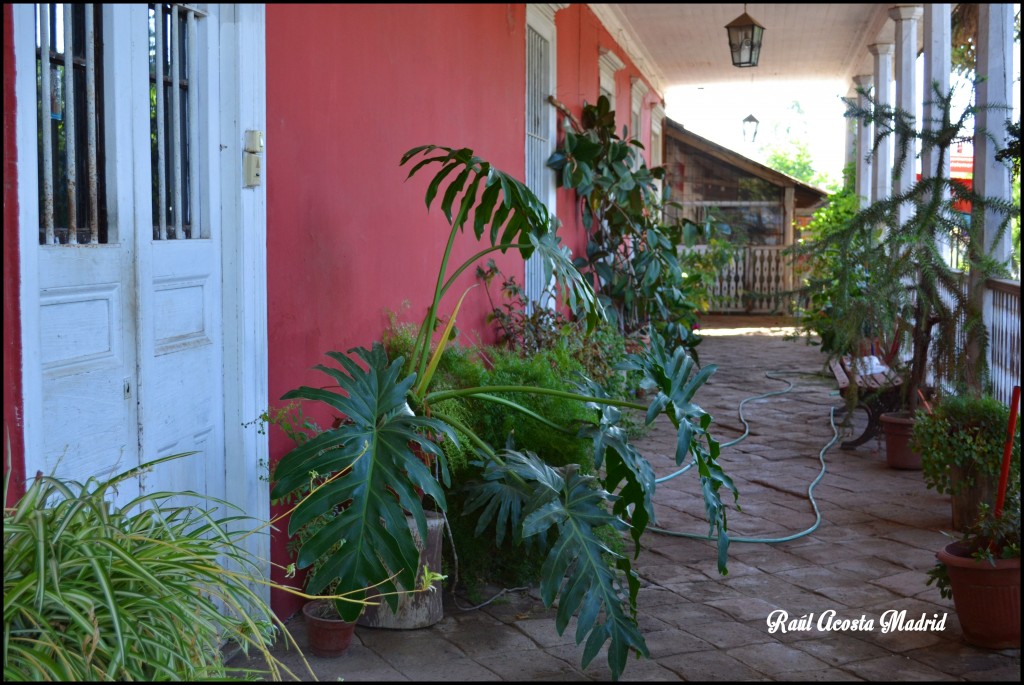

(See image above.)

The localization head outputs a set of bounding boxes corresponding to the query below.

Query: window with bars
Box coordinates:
[33,4,206,245]
[35,3,107,245]
[149,3,204,240]
[524,24,552,311]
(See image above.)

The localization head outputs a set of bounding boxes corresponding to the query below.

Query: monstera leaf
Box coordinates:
[464,450,647,681]
[270,344,455,622]
[619,330,738,574]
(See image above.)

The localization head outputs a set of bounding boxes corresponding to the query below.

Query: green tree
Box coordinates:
[759,101,838,191]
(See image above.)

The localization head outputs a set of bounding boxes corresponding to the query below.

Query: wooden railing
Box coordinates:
[685,245,791,314]
[986,278,1021,407]
[687,245,1018,407]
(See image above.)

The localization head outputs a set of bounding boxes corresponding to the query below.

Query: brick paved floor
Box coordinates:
[229,314,1021,681]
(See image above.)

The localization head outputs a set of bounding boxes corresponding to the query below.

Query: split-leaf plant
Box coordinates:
[270,145,738,680]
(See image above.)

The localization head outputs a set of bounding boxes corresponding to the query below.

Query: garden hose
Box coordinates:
[446,369,842,610]
[648,369,840,545]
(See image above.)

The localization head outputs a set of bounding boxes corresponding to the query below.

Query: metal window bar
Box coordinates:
[63,3,77,244]
[155,3,167,239]
[85,5,98,243]
[39,3,55,244]
[36,3,104,245]
[187,9,199,239]
[152,4,199,240]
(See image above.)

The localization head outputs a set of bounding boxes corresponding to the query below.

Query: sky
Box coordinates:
[664,29,1022,190]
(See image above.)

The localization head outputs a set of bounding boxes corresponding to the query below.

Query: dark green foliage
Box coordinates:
[790,83,1019,411]
[547,95,726,356]
[270,344,456,622]
[272,145,735,680]
[475,347,594,468]
[787,164,877,356]
[927,493,1021,599]
[913,394,1021,496]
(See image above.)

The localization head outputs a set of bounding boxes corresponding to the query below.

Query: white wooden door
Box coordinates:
[16,4,226,508]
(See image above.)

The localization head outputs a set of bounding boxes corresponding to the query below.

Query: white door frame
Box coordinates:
[14,3,269,592]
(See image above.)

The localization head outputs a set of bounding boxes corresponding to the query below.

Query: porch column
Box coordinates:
[852,74,874,208]
[868,43,894,207]
[783,185,795,312]
[972,2,1015,395]
[921,4,952,262]
[974,3,1014,264]
[889,6,922,227]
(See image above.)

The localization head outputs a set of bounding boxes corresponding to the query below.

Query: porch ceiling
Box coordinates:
[593,3,908,94]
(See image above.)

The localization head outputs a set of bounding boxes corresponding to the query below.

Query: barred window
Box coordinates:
[35,3,107,245]
[149,3,205,240]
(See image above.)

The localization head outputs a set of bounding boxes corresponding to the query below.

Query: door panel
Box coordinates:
[20,3,225,509]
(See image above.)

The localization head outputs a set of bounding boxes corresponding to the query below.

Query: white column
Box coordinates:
[868,43,894,206]
[922,4,952,264]
[974,3,1014,263]
[974,2,1015,384]
[852,74,874,208]
[889,5,922,227]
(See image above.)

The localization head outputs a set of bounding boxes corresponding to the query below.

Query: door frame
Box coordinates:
[13,3,269,591]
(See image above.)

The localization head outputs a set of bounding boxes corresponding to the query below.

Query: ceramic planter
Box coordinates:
[880,411,922,470]
[357,510,445,629]
[303,599,357,657]
[936,542,1020,649]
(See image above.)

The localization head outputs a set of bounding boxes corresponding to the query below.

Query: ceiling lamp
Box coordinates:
[725,4,765,68]
[743,114,760,143]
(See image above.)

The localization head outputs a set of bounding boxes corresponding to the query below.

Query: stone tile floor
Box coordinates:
[229,315,1021,681]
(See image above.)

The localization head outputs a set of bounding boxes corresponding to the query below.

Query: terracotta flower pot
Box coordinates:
[936,542,1021,649]
[880,411,922,470]
[303,599,357,658]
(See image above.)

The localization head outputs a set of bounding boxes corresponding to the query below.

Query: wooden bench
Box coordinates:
[829,354,904,449]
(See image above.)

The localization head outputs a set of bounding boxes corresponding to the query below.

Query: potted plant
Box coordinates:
[914,393,1021,531]
[270,145,738,681]
[793,83,1019,468]
[3,452,311,681]
[928,492,1020,649]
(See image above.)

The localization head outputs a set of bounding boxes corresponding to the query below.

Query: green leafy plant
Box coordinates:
[793,83,1020,412]
[270,145,738,680]
[786,164,875,356]
[927,493,1021,599]
[3,453,310,682]
[913,393,1021,496]
[546,95,728,358]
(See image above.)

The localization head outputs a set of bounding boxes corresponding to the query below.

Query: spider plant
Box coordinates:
[270,145,738,680]
[3,452,311,681]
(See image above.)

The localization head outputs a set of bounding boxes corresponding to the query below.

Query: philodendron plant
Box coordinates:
[270,145,737,680]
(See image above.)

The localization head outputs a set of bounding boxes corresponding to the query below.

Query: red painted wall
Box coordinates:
[265,3,536,617]
[3,3,26,506]
[265,3,660,618]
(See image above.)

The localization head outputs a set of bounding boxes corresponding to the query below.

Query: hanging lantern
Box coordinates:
[725,4,765,68]
[743,114,760,143]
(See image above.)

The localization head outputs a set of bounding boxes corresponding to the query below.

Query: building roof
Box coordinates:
[664,117,831,211]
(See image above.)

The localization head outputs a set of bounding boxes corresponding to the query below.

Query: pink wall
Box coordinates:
[265,3,535,616]
[265,3,662,617]
[3,3,26,505]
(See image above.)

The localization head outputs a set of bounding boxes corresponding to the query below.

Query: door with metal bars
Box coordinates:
[21,3,227,506]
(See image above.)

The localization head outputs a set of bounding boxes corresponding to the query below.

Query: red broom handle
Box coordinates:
[994,385,1020,519]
